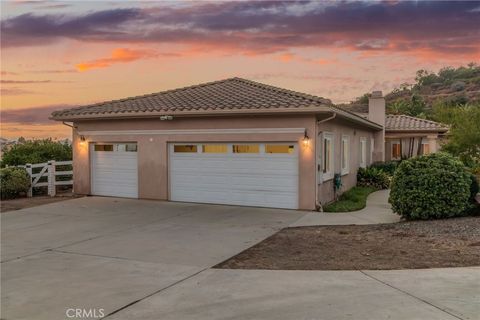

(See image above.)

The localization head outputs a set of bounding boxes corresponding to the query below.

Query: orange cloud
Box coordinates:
[277,53,295,62]
[76,48,158,72]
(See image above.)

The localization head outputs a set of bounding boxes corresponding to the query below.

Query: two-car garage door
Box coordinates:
[90,142,299,209]
[169,143,299,209]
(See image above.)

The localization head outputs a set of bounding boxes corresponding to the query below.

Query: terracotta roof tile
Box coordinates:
[50,77,384,130]
[51,77,334,119]
[385,115,449,132]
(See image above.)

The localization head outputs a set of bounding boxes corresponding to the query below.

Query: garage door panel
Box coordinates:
[170,143,298,209]
[173,189,297,208]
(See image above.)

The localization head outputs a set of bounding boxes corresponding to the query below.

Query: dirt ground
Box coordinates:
[216,216,480,270]
[1,193,82,213]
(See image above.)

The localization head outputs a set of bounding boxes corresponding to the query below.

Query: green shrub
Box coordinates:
[1,139,71,167]
[0,167,31,200]
[357,167,390,190]
[389,153,471,220]
[370,161,400,176]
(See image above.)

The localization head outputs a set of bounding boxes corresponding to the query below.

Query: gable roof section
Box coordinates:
[50,77,382,129]
[385,115,449,132]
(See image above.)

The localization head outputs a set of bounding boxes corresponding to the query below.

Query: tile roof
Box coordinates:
[51,77,334,120]
[385,115,449,132]
[337,103,368,114]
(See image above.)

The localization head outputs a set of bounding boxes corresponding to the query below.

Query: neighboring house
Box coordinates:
[340,91,449,161]
[51,78,385,210]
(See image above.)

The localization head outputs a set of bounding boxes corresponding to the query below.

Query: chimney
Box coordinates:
[368,91,385,126]
[368,91,385,162]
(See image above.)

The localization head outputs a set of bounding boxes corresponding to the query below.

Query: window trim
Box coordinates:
[341,135,350,175]
[360,137,367,168]
[322,132,334,181]
[391,140,401,160]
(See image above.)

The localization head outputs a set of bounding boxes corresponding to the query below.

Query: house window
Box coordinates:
[174,145,197,153]
[341,135,350,175]
[202,144,227,153]
[94,144,113,152]
[391,141,401,160]
[322,133,334,180]
[232,144,259,153]
[265,144,295,154]
[420,141,430,155]
[360,137,367,168]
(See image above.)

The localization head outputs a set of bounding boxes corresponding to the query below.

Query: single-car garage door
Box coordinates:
[91,143,138,198]
[169,143,299,209]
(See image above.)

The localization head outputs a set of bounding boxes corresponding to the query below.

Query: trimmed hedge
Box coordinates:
[0,167,31,200]
[357,167,390,190]
[389,153,471,220]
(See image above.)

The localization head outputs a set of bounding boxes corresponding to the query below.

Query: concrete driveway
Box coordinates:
[1,197,303,320]
[2,197,478,320]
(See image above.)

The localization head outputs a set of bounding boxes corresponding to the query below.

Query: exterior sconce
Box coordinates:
[302,130,310,147]
[79,135,86,146]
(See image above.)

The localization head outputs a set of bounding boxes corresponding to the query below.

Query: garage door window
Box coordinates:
[117,143,137,152]
[174,145,198,153]
[202,144,227,153]
[94,144,114,152]
[233,144,259,153]
[265,145,295,154]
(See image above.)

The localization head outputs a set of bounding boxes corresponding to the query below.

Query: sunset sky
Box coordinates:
[1,0,479,139]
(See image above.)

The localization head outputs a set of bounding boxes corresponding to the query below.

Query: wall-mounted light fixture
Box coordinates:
[302,129,310,147]
[79,135,86,146]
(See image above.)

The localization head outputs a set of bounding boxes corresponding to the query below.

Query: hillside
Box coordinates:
[341,63,480,115]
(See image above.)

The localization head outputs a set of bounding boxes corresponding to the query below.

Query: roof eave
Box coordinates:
[50,105,383,130]
[50,105,333,121]
[385,128,449,133]
[330,108,383,130]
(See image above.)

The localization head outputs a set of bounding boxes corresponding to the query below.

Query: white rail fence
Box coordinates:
[13,160,73,197]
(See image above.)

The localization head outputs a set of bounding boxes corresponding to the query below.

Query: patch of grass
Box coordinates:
[324,186,377,212]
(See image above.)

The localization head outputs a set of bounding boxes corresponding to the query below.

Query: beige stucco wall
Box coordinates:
[316,118,375,205]
[73,115,318,210]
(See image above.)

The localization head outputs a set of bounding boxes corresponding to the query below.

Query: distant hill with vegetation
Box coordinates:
[341,63,480,117]
[340,63,480,171]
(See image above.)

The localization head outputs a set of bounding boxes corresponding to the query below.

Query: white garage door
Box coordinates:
[91,143,138,198]
[169,143,299,209]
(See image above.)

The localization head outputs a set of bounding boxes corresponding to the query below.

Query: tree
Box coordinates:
[387,94,426,117]
[1,139,72,167]
[434,104,480,167]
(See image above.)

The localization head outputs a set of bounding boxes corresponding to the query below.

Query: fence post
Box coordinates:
[48,160,56,197]
[26,163,33,197]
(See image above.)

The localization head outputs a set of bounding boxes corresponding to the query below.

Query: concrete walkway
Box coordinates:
[110,267,480,320]
[290,189,400,227]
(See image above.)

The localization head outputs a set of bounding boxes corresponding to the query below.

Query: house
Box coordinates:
[341,91,449,161]
[52,78,416,210]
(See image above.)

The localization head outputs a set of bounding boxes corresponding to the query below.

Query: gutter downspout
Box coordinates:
[62,121,77,129]
[315,112,337,211]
